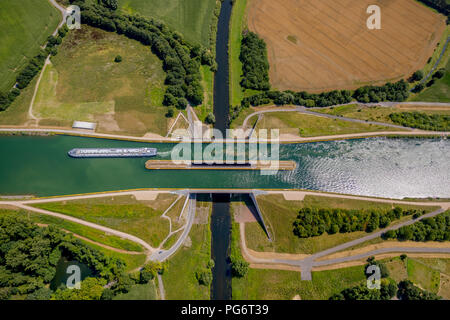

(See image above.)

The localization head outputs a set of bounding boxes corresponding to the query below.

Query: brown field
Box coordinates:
[247,0,446,92]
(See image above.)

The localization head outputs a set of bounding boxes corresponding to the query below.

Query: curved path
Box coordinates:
[241,103,450,133]
[241,202,449,280]
[6,202,155,253]
[28,0,68,122]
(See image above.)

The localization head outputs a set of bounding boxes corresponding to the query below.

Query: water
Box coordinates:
[0,135,449,199]
[210,194,232,300]
[210,0,233,300]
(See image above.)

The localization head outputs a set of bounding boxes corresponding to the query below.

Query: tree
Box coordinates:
[411,70,424,82]
[205,112,215,124]
[100,0,118,10]
[52,277,106,300]
[177,98,188,110]
[195,269,212,286]
[26,287,52,300]
[166,108,175,118]
[114,55,122,63]
[139,261,162,284]
[230,255,249,278]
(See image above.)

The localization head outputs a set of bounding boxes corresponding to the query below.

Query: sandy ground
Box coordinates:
[282,192,306,201]
[234,204,258,223]
[133,191,159,201]
[248,0,446,92]
[249,263,301,272]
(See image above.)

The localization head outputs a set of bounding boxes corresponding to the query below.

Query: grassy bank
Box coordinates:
[229,0,248,107]
[244,194,438,254]
[254,111,404,137]
[113,282,157,300]
[32,194,178,248]
[162,198,212,300]
[1,208,144,252]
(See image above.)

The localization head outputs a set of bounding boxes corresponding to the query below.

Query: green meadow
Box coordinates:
[0,0,60,92]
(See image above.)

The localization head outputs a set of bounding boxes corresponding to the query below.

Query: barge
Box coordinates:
[68,148,157,158]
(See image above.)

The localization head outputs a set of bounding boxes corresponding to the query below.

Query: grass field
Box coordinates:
[253,111,404,137]
[113,282,157,300]
[0,0,60,92]
[118,0,217,47]
[33,26,169,136]
[407,258,441,293]
[32,194,178,248]
[247,0,446,92]
[244,194,437,254]
[2,208,144,252]
[315,104,450,125]
[0,76,37,125]
[229,0,248,106]
[162,201,211,300]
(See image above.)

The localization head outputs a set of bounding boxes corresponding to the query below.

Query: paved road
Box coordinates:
[242,103,450,132]
[411,36,450,92]
[149,193,196,262]
[242,205,449,280]
[157,274,166,300]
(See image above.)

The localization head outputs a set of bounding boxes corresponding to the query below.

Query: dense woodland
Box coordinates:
[0,214,164,300]
[0,215,126,300]
[382,211,450,242]
[239,32,270,90]
[389,112,450,131]
[292,207,423,239]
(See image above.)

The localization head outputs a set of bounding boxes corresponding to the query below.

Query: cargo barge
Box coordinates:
[68,148,157,158]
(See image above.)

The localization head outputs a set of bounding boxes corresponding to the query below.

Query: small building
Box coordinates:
[72,121,96,130]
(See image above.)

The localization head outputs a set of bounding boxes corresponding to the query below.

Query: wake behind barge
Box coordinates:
[68,148,157,158]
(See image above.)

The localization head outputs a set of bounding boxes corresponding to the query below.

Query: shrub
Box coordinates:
[205,112,216,124]
[230,255,249,278]
[195,269,212,286]
[114,55,122,63]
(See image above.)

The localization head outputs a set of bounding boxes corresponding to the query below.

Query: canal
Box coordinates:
[211,0,233,300]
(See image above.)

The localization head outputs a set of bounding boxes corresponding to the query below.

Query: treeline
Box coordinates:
[292,207,423,239]
[330,279,397,300]
[418,0,450,20]
[0,26,68,112]
[0,215,126,300]
[236,79,409,110]
[397,280,441,300]
[71,0,215,109]
[239,32,270,90]
[382,211,450,242]
[330,279,440,300]
[389,112,450,131]
[330,257,441,300]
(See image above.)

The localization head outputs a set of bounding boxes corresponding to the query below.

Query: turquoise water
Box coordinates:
[0,135,449,199]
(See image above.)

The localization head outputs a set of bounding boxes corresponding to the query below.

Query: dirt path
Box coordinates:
[3,202,155,253]
[36,223,143,255]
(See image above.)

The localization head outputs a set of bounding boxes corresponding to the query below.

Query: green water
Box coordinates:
[0,135,449,199]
